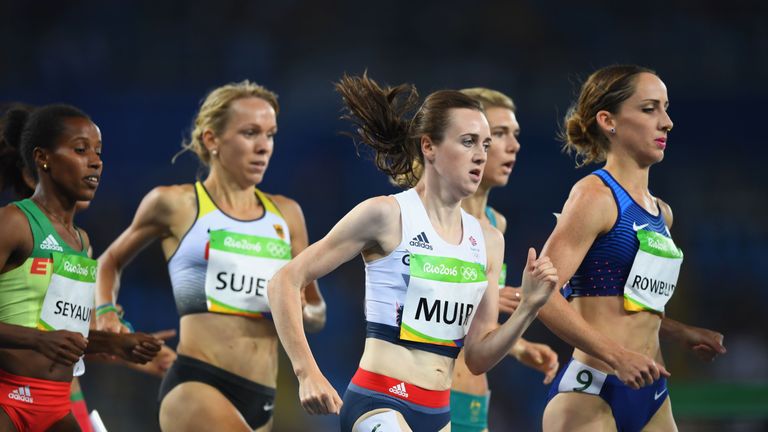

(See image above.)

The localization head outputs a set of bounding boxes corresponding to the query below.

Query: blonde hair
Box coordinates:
[459,87,516,112]
[176,80,279,165]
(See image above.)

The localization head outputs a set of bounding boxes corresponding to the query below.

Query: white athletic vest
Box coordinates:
[167,182,291,318]
[364,189,488,358]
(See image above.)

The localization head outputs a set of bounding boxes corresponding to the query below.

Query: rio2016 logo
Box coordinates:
[266,242,288,258]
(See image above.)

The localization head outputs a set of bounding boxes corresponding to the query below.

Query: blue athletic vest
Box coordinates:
[562,169,670,298]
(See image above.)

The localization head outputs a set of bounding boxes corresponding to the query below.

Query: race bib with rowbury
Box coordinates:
[36,253,97,377]
[205,230,291,318]
[624,229,683,313]
[399,254,487,347]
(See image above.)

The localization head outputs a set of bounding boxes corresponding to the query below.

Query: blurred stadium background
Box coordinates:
[2,0,767,430]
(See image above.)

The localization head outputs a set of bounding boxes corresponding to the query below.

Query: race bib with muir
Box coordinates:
[205,230,291,318]
[399,254,487,347]
[623,229,683,313]
[36,253,97,377]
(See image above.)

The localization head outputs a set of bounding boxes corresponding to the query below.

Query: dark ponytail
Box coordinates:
[0,104,34,198]
[336,73,484,187]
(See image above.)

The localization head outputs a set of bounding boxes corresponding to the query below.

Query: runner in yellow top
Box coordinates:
[95,81,326,432]
[0,104,162,431]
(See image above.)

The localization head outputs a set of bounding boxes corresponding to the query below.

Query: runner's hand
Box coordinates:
[298,369,343,415]
[95,308,131,334]
[35,329,87,366]
[111,332,163,364]
[679,324,726,362]
[511,339,560,384]
[132,329,177,376]
[613,347,670,389]
[499,286,522,314]
[520,248,559,310]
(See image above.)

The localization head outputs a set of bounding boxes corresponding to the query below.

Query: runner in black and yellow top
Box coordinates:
[0,104,162,431]
[94,81,327,432]
[448,88,560,432]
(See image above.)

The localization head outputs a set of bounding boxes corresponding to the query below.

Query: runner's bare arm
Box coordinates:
[0,205,87,364]
[268,196,400,415]
[464,225,558,374]
[271,194,326,334]
[95,185,189,333]
[537,178,669,388]
[655,199,726,361]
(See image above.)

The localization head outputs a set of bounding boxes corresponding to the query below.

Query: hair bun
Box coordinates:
[2,108,31,149]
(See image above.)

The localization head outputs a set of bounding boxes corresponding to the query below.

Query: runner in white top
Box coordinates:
[95,81,326,432]
[268,74,559,432]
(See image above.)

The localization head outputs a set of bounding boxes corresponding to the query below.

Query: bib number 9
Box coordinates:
[572,369,593,392]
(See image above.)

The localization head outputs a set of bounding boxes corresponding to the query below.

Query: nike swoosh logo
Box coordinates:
[654,388,668,400]
[633,222,649,231]
[263,403,274,411]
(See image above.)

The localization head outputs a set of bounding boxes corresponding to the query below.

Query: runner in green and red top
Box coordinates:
[1,102,178,432]
[0,104,163,431]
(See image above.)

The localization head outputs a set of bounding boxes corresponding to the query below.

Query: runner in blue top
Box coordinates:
[536,65,726,432]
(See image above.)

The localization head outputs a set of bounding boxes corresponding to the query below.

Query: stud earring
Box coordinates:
[211,149,218,156]
[609,128,616,134]
[43,163,48,171]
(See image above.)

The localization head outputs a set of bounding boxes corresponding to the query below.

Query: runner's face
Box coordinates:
[44,117,103,202]
[482,107,520,188]
[215,97,277,186]
[611,73,673,166]
[430,108,490,199]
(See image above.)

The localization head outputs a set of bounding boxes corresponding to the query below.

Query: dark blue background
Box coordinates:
[2,1,766,430]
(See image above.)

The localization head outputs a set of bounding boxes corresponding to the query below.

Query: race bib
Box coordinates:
[557,359,607,395]
[624,229,683,313]
[36,253,97,377]
[399,254,487,347]
[204,230,291,317]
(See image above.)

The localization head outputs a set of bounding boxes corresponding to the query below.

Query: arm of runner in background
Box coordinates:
[271,194,327,334]
[654,198,726,362]
[95,186,183,334]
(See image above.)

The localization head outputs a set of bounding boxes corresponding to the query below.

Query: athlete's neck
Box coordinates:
[30,188,76,227]
[415,175,464,245]
[461,183,492,222]
[603,157,658,213]
[603,157,650,192]
[203,171,261,215]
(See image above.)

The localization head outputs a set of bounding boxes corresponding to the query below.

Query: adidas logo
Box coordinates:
[388,382,409,398]
[409,232,433,250]
[40,234,63,252]
[8,385,33,403]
